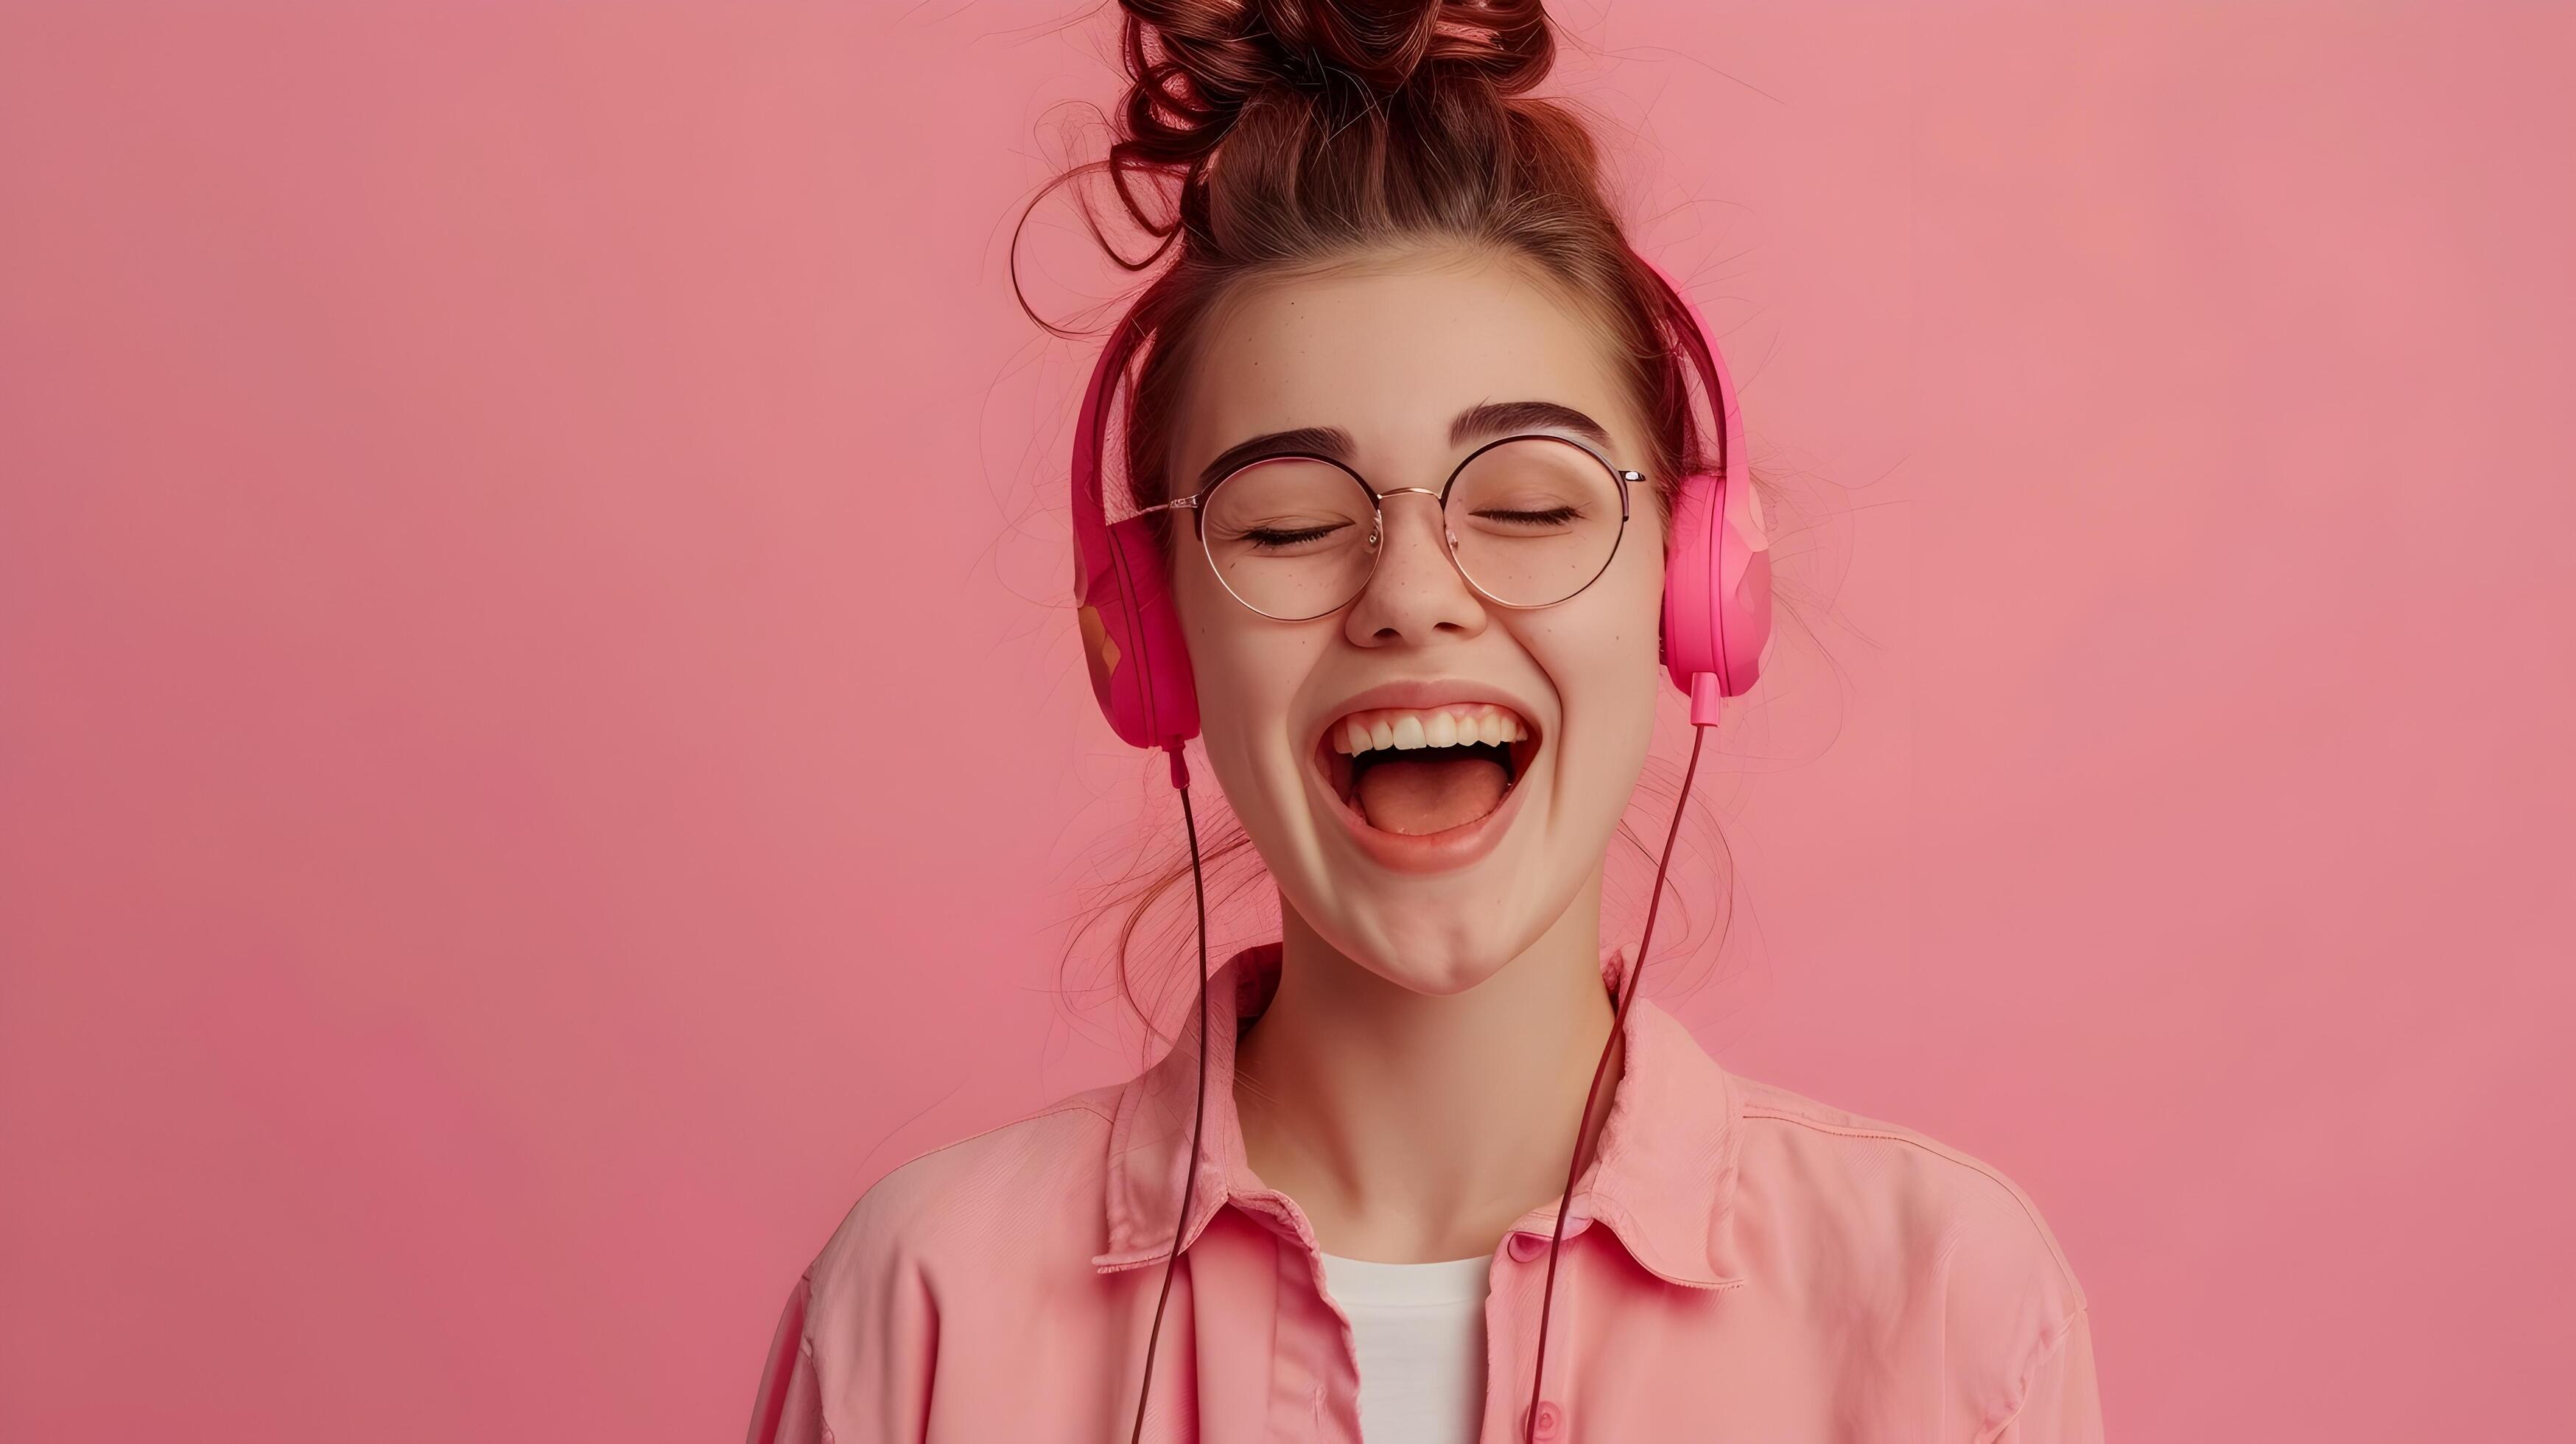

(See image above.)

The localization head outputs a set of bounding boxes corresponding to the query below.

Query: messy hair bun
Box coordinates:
[1132,0,1553,108]
[1101,0,1594,273]
[1115,0,1554,203]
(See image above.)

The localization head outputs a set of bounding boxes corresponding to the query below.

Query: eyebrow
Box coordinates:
[1450,399,1613,451]
[1189,400,1615,496]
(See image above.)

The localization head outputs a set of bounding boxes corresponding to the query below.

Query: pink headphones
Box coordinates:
[1072,256,1772,745]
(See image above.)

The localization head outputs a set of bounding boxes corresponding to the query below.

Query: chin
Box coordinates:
[1286,814,1589,997]
[1302,902,1536,996]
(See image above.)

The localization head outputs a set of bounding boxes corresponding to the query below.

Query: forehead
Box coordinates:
[1171,249,1638,474]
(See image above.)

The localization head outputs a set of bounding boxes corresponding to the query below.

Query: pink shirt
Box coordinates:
[748,944,2102,1442]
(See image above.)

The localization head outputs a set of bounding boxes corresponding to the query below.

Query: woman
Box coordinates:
[750,2,2102,1440]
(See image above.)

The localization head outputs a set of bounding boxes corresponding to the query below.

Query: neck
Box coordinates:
[1232,875,1624,1264]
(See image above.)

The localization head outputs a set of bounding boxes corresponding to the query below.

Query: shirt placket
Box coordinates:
[1483,1204,1598,1443]
[1228,1190,1366,1444]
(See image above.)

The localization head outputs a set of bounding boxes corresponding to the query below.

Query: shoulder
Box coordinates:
[1725,1072,2090,1389]
[759,1087,1121,1436]
[801,1084,1123,1319]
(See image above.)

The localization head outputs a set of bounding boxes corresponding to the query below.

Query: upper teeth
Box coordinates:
[1330,706,1529,756]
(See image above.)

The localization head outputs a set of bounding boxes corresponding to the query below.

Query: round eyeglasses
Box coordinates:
[1136,433,1639,622]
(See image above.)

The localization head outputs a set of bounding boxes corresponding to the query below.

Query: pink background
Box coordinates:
[3,3,2569,1439]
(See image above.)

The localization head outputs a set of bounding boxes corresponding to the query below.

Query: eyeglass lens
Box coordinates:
[1198,436,1626,620]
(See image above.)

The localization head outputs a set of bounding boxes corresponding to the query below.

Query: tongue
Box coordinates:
[1354,757,1509,836]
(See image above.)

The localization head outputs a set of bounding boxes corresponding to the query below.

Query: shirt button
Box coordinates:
[1520,1400,1564,1438]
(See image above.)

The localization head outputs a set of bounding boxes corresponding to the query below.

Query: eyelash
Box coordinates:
[1243,523,1349,549]
[1475,505,1581,526]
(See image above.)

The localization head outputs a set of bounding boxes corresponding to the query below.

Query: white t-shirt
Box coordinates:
[1316,1251,1494,1444]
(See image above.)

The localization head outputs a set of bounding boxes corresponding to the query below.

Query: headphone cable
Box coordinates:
[1129,746,1211,1444]
[1523,721,1710,1443]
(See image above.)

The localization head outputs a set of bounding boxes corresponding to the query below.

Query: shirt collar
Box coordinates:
[1090,942,1750,1290]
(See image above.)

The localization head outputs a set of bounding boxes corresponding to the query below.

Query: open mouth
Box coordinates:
[1317,704,1540,838]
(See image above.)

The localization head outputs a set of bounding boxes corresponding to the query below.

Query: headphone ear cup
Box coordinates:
[1660,466,1773,701]
[1075,513,1200,750]
[1659,468,1724,690]
[1720,466,1775,693]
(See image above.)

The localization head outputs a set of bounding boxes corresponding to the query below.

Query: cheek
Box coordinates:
[1176,567,1315,767]
[1523,558,1668,760]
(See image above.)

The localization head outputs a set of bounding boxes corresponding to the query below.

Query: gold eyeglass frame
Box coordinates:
[1134,432,1643,623]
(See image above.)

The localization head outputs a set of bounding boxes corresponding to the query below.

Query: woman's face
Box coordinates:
[1168,248,1668,993]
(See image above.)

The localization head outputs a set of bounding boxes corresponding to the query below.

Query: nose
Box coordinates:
[1343,488,1488,649]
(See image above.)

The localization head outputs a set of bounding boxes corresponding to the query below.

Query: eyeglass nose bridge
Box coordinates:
[1361,486,1454,555]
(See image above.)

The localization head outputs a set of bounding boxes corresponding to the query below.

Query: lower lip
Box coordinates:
[1314,750,1537,876]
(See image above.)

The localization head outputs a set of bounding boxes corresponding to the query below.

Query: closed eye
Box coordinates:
[1242,522,1353,549]
[1472,505,1582,527]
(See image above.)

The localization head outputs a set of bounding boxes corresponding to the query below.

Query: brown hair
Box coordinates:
[1019,0,1772,1043]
